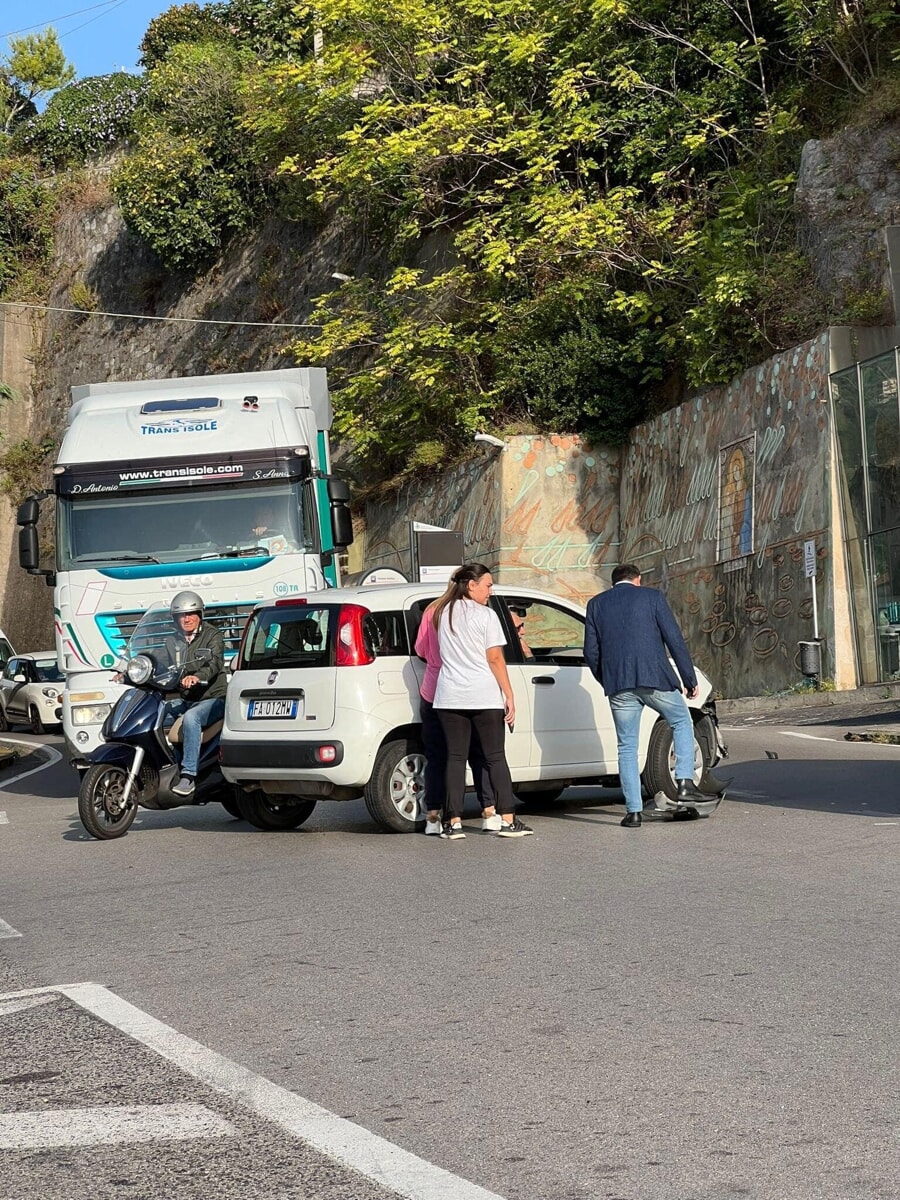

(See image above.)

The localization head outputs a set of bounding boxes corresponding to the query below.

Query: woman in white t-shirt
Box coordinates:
[432,564,533,839]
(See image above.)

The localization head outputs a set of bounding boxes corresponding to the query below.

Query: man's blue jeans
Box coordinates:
[609,687,696,813]
[166,696,225,778]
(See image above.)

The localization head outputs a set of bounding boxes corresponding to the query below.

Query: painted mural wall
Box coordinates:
[620,333,833,695]
[362,332,835,698]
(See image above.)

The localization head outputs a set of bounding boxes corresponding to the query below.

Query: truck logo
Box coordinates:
[273,580,300,596]
[162,575,214,589]
[140,419,219,435]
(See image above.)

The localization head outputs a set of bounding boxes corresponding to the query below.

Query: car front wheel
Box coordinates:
[364,737,427,833]
[641,717,708,802]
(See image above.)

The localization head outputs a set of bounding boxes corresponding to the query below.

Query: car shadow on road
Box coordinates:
[721,757,899,817]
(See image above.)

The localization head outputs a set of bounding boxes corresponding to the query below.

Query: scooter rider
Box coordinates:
[165,591,227,798]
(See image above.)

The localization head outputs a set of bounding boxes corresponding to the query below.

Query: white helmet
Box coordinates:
[170,590,204,620]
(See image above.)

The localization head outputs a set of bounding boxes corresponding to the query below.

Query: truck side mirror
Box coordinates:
[18,524,40,571]
[327,478,354,548]
[17,497,39,526]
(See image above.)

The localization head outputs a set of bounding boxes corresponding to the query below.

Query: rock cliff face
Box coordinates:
[795,120,900,319]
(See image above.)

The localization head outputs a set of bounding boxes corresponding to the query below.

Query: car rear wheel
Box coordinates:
[29,706,45,736]
[641,717,707,802]
[236,789,316,831]
[365,737,427,832]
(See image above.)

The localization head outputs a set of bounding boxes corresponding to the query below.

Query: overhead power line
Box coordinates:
[0,300,321,330]
[0,0,124,41]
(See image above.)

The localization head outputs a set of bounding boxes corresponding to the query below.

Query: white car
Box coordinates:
[220,583,727,831]
[0,652,64,734]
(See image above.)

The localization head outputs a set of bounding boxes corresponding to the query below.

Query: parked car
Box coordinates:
[0,628,14,672]
[0,653,64,734]
[220,583,727,832]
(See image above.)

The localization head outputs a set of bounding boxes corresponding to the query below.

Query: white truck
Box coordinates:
[17,368,353,765]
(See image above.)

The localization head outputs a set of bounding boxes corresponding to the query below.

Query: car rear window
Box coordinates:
[242,606,333,668]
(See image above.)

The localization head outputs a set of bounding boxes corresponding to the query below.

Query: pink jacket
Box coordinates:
[414,607,441,702]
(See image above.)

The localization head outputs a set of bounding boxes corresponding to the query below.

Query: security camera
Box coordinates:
[474,433,506,450]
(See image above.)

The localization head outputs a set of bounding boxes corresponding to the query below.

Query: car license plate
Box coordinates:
[248,698,298,719]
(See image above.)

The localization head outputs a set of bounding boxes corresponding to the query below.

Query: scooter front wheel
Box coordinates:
[78,763,139,840]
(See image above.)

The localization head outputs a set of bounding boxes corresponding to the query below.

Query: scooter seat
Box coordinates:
[167,716,224,746]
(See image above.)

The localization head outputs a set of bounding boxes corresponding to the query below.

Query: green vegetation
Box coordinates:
[1,0,899,482]
[0,155,60,299]
[0,28,74,134]
[17,73,145,165]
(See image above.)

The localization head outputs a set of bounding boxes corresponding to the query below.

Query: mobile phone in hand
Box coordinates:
[508,721,515,734]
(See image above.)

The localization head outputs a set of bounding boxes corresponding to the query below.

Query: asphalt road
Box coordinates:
[1,717,898,1200]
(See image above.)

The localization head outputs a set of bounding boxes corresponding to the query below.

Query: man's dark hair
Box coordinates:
[611,563,641,584]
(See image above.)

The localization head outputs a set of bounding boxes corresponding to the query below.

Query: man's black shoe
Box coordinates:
[676,779,705,803]
[620,811,642,828]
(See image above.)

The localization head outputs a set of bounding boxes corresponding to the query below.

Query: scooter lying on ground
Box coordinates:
[77,604,237,840]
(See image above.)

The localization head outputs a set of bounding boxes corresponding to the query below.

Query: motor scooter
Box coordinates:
[77,604,237,840]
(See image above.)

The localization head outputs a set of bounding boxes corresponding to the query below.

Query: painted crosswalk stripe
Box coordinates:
[60,982,508,1200]
[0,919,22,939]
[0,1103,236,1149]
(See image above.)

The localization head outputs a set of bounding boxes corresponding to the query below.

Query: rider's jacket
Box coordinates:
[163,623,227,701]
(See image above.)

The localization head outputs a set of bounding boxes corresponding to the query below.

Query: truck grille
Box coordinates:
[96,603,256,659]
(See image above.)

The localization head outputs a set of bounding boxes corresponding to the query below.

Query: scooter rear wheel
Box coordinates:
[78,763,139,840]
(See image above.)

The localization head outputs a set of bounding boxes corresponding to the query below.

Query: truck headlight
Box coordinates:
[71,704,112,726]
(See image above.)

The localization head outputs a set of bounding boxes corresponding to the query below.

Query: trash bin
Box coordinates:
[798,639,824,678]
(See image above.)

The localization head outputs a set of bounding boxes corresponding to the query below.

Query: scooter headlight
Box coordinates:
[125,655,154,685]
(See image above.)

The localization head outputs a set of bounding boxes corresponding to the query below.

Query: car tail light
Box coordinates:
[335,604,374,666]
[316,745,338,763]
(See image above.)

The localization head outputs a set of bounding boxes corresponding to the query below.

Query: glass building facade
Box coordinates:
[831,347,900,682]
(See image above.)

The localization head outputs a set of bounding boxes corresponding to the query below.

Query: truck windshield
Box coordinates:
[57,482,316,570]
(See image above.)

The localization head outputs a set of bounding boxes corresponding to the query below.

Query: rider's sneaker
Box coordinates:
[172,775,195,797]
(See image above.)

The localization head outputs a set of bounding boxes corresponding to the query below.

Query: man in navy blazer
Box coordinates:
[584,563,706,827]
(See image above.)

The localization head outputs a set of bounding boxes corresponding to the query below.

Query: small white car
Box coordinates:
[0,652,64,734]
[220,583,727,831]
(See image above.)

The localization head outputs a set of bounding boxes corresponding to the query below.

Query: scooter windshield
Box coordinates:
[120,605,182,685]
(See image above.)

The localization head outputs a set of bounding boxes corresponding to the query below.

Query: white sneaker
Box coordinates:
[481,813,503,832]
[424,819,443,835]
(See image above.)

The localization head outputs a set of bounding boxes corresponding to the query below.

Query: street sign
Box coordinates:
[804,539,816,578]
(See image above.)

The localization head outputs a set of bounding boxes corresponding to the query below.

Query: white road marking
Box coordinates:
[0,919,22,939]
[779,731,839,742]
[0,994,57,1016]
[0,1103,236,1150]
[0,738,63,788]
[0,811,7,823]
[873,822,898,826]
[56,982,508,1200]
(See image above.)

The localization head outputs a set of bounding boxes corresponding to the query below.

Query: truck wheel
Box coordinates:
[641,717,708,802]
[364,737,427,832]
[30,706,45,736]
[237,788,315,830]
[78,763,138,840]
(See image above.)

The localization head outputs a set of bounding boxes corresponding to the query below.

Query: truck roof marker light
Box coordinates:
[335,604,374,667]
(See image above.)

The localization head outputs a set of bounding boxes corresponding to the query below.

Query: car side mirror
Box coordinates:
[13,673,26,683]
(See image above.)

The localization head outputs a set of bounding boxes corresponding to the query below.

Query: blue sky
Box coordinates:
[0,0,211,80]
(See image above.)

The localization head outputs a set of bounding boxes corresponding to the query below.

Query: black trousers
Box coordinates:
[436,707,516,820]
[420,698,495,815]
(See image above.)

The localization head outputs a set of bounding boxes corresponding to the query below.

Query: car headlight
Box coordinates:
[125,655,154,685]
[71,704,112,726]
[42,687,59,698]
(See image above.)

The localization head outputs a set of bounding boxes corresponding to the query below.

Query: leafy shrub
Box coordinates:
[0,155,57,298]
[139,3,231,69]
[111,130,250,267]
[15,73,145,164]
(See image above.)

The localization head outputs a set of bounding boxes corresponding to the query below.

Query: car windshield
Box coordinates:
[34,660,63,683]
